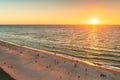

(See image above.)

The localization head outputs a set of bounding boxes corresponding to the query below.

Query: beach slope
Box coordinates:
[0,40,120,80]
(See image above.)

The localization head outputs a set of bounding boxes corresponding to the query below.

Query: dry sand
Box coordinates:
[0,40,120,80]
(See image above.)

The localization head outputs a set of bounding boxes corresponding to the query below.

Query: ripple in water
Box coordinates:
[0,25,120,68]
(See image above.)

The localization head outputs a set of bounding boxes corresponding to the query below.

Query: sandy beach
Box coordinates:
[0,40,120,80]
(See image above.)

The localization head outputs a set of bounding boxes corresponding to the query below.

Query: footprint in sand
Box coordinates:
[100,74,107,80]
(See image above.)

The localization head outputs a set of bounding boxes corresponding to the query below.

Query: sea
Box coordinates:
[0,25,120,68]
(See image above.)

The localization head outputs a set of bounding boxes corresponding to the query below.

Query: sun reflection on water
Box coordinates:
[87,27,99,48]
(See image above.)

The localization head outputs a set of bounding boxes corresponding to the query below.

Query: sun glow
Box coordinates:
[90,18,99,25]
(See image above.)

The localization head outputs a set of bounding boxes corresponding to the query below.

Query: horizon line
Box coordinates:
[0,24,120,26]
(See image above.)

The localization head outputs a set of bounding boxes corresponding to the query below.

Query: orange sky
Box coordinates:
[0,0,120,24]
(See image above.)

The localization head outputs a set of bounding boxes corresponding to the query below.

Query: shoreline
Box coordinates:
[0,39,120,71]
[0,39,120,80]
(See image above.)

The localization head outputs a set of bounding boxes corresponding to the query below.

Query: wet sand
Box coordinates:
[0,40,120,80]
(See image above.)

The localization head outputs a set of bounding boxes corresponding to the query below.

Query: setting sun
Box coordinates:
[90,18,99,25]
